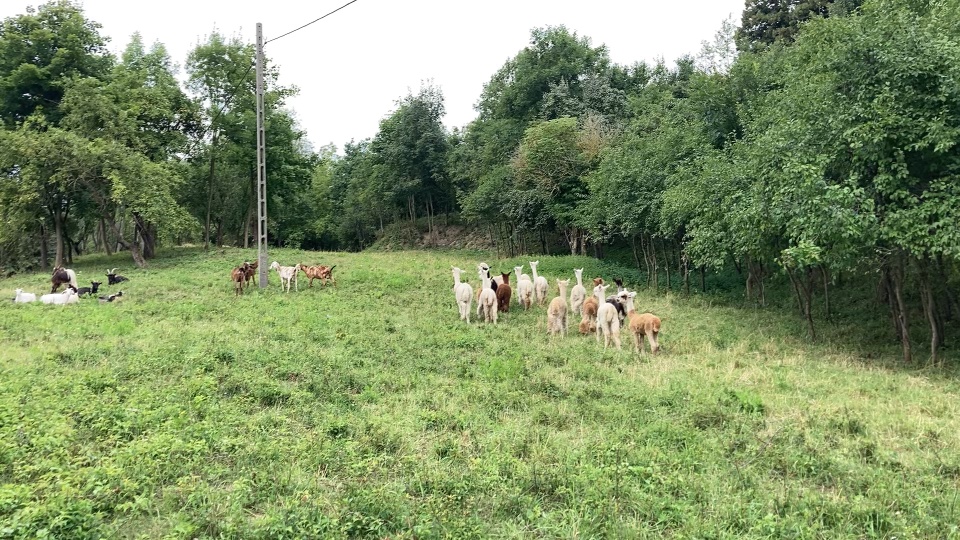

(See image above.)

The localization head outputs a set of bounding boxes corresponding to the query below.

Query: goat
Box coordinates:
[299,264,325,288]
[106,268,129,285]
[41,288,79,305]
[231,263,249,296]
[547,279,570,336]
[496,271,513,313]
[51,266,78,293]
[75,281,102,297]
[529,260,548,306]
[622,291,661,355]
[317,265,337,287]
[476,266,498,324]
[98,290,123,303]
[569,268,586,320]
[451,266,473,324]
[270,261,300,293]
[14,289,37,303]
[243,261,259,288]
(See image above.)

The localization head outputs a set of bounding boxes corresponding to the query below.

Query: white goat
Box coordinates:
[40,289,79,305]
[476,265,498,324]
[451,266,473,324]
[529,260,548,306]
[569,268,586,321]
[270,261,301,292]
[14,289,37,303]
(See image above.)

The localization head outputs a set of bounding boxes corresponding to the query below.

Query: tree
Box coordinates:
[735,0,862,52]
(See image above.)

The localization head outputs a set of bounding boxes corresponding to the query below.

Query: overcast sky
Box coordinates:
[2,0,744,152]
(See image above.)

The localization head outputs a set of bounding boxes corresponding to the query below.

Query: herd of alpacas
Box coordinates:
[452,262,662,355]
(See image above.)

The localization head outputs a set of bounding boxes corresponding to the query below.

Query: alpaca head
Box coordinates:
[574,268,583,280]
[592,277,604,287]
[500,271,512,284]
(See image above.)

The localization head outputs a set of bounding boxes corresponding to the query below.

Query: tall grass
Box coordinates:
[0,247,958,538]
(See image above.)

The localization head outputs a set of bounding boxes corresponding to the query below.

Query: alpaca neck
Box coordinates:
[575,274,583,287]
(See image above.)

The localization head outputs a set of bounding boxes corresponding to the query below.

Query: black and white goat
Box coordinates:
[106,268,129,285]
[76,281,102,297]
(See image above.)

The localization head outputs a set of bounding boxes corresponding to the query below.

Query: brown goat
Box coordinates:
[51,266,77,293]
[300,264,337,288]
[243,260,258,288]
[496,271,512,312]
[231,263,249,296]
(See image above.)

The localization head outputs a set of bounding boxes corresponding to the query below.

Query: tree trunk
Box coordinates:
[787,267,816,340]
[53,210,65,268]
[918,258,943,366]
[886,259,911,364]
[661,238,671,290]
[39,223,49,270]
[134,213,156,259]
[651,235,659,291]
[682,252,690,296]
[204,133,218,250]
[700,266,706,293]
[106,215,146,268]
[820,265,830,319]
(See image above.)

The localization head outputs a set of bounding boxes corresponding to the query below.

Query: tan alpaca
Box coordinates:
[476,265,498,324]
[547,279,570,336]
[595,284,621,350]
[623,291,661,355]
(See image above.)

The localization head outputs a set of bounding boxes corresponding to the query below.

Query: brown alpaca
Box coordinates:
[496,271,513,312]
[623,291,661,355]
[578,319,597,334]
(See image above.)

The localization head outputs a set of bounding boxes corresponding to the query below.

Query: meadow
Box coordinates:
[1,247,958,539]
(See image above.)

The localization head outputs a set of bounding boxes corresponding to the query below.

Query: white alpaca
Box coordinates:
[529,260,548,306]
[476,266,498,324]
[14,289,37,303]
[569,268,586,321]
[594,284,621,350]
[547,279,570,336]
[451,266,473,324]
[513,265,530,303]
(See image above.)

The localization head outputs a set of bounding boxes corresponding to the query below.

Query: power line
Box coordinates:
[210,62,254,129]
[264,0,361,45]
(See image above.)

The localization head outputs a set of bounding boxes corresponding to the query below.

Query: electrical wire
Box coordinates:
[264,0,361,45]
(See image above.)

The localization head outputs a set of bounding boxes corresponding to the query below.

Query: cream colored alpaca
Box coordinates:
[529,260,548,306]
[547,279,570,336]
[513,265,531,304]
[595,284,621,350]
[476,266,498,324]
[569,268,586,321]
[451,266,473,324]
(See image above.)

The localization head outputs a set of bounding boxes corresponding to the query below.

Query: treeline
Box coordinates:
[1,0,958,363]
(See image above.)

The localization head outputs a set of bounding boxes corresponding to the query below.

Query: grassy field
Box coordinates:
[1,247,958,539]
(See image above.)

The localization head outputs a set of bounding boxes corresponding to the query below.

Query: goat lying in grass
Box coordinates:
[14,289,37,303]
[622,291,661,355]
[76,281,102,297]
[106,268,129,285]
[270,261,300,293]
[41,288,79,305]
[51,266,78,293]
[451,266,473,324]
[98,291,123,303]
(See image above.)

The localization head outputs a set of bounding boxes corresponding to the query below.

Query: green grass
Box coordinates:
[1,247,958,539]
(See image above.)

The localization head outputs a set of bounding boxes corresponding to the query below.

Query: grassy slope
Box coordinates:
[0,247,958,539]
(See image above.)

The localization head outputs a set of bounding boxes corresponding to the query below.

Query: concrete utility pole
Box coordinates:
[255,23,269,287]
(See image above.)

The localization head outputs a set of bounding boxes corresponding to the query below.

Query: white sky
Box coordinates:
[1,0,744,153]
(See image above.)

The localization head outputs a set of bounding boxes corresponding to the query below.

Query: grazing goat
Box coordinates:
[51,266,78,293]
[75,281,102,297]
[317,265,337,287]
[496,271,513,313]
[300,264,336,288]
[451,266,473,324]
[106,268,129,285]
[569,268,586,320]
[243,261,258,288]
[98,291,123,303]
[622,291,661,355]
[476,266,498,324]
[529,261,548,306]
[547,279,571,337]
[14,289,37,303]
[41,288,79,305]
[231,263,249,296]
[270,261,301,293]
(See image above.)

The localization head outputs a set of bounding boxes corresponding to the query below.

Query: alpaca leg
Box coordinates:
[633,331,641,354]
[649,332,659,355]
